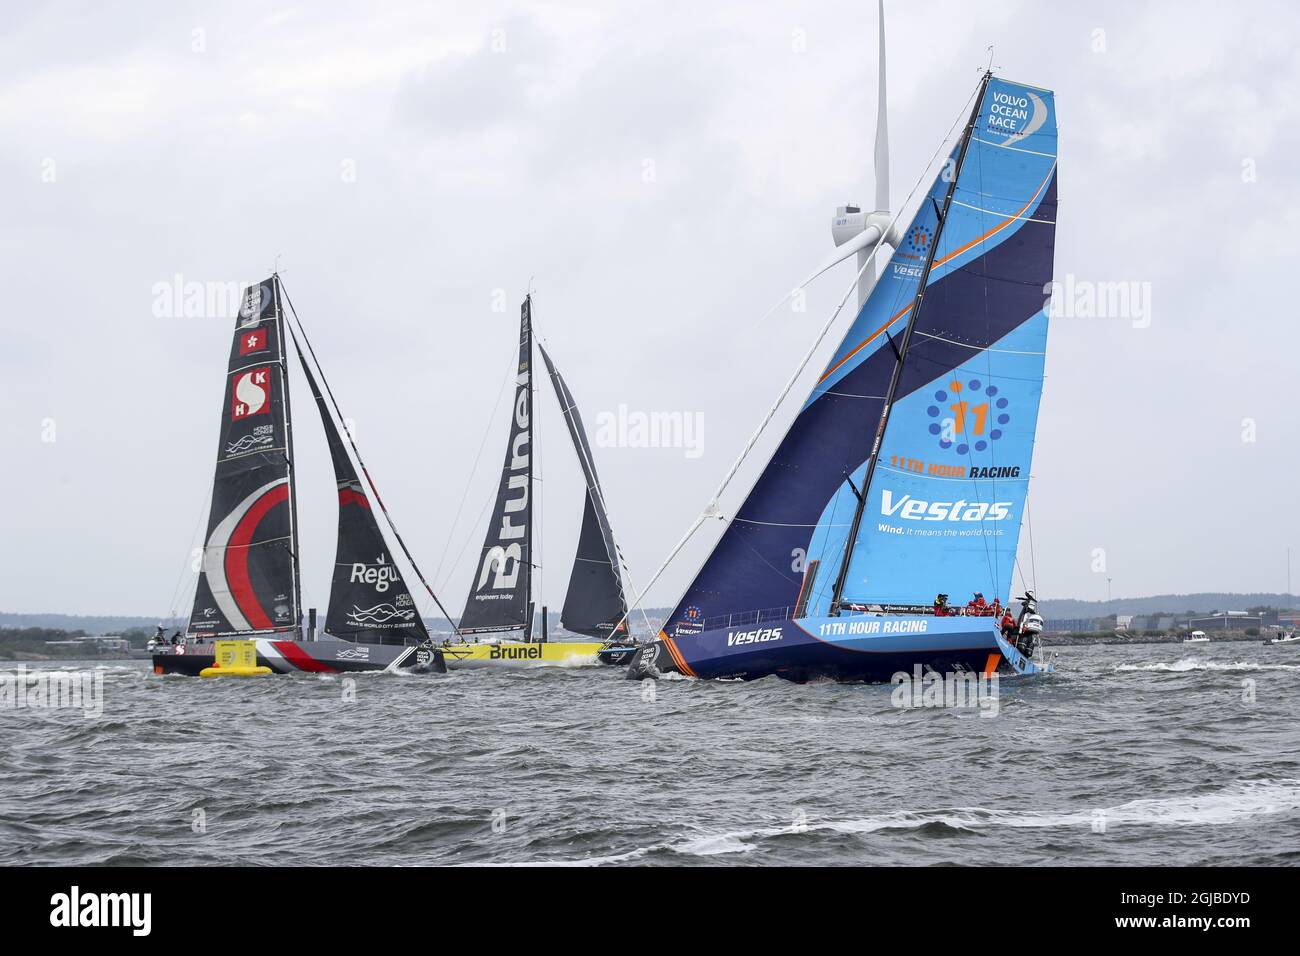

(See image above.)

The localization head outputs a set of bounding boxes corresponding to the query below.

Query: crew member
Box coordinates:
[967,592,988,615]
[1000,608,1017,640]
[933,593,950,617]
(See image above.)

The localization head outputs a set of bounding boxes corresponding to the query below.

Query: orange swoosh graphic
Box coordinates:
[817,163,1056,388]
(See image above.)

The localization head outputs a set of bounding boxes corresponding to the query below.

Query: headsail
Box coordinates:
[459,297,534,634]
[662,74,1057,636]
[294,340,430,645]
[839,77,1058,606]
[188,277,301,637]
[538,344,629,638]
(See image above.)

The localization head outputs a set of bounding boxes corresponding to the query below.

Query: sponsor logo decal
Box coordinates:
[726,626,783,647]
[673,604,705,636]
[880,489,1012,522]
[474,376,530,593]
[489,643,542,660]
[335,645,371,660]
[231,368,271,420]
[226,422,274,455]
[345,602,416,627]
[888,454,1020,481]
[238,284,272,326]
[926,378,1012,456]
[349,553,402,593]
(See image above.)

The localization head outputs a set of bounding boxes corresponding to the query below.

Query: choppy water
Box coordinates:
[2,642,1299,866]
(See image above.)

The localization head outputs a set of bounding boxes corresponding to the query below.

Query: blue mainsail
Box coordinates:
[663,76,1057,636]
[840,78,1057,608]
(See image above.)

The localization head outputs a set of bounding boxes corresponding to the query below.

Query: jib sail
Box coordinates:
[459,296,534,634]
[538,344,628,638]
[295,340,430,645]
[188,277,301,637]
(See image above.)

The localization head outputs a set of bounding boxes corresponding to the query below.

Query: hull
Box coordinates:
[439,640,603,669]
[152,636,443,676]
[626,614,1048,683]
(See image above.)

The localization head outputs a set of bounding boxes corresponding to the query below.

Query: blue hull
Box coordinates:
[628,614,1049,683]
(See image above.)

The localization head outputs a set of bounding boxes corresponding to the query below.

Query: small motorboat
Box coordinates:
[1183,630,1210,644]
[1267,631,1299,646]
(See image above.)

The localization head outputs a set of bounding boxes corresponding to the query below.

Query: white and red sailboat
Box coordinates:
[153,275,447,676]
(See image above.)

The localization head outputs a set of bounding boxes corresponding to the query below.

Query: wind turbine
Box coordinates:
[829,0,901,309]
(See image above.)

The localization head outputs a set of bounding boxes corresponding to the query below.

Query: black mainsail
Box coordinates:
[294,340,430,646]
[458,297,534,634]
[539,345,628,638]
[188,277,301,637]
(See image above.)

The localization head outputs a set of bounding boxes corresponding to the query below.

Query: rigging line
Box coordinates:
[279,283,457,628]
[601,226,878,640]
[168,485,212,622]
[433,348,518,587]
[598,82,986,638]
[1025,494,1039,594]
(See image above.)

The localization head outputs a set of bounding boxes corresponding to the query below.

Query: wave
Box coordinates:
[530,778,1300,866]
[1114,658,1300,673]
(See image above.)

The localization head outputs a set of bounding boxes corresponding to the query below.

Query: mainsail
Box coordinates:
[459,297,534,634]
[188,277,301,637]
[294,340,430,645]
[539,344,629,638]
[838,77,1058,606]
[663,74,1057,635]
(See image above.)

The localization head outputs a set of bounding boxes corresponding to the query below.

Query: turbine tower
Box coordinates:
[830,0,900,309]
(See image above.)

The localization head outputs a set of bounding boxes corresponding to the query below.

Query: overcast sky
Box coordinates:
[2,0,1298,619]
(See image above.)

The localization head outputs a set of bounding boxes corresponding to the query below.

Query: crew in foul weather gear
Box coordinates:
[933,593,951,616]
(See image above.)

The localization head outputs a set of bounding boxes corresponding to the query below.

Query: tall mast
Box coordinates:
[829,71,992,614]
[274,274,303,626]
[525,293,536,638]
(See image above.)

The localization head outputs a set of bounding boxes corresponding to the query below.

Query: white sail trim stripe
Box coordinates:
[202,478,289,632]
[971,135,1057,158]
[733,518,853,528]
[912,331,1046,356]
[949,198,1056,225]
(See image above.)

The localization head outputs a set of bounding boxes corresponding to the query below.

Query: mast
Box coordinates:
[829,71,993,614]
[457,295,536,635]
[274,275,303,629]
[525,294,535,639]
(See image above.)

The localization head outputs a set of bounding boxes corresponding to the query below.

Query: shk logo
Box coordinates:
[231,368,271,420]
[49,886,151,936]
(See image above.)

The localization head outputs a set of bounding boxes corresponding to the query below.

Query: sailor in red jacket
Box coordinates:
[967,592,988,615]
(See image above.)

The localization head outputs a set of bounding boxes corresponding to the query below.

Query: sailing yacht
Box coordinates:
[153,276,446,676]
[627,49,1059,682]
[441,295,638,667]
